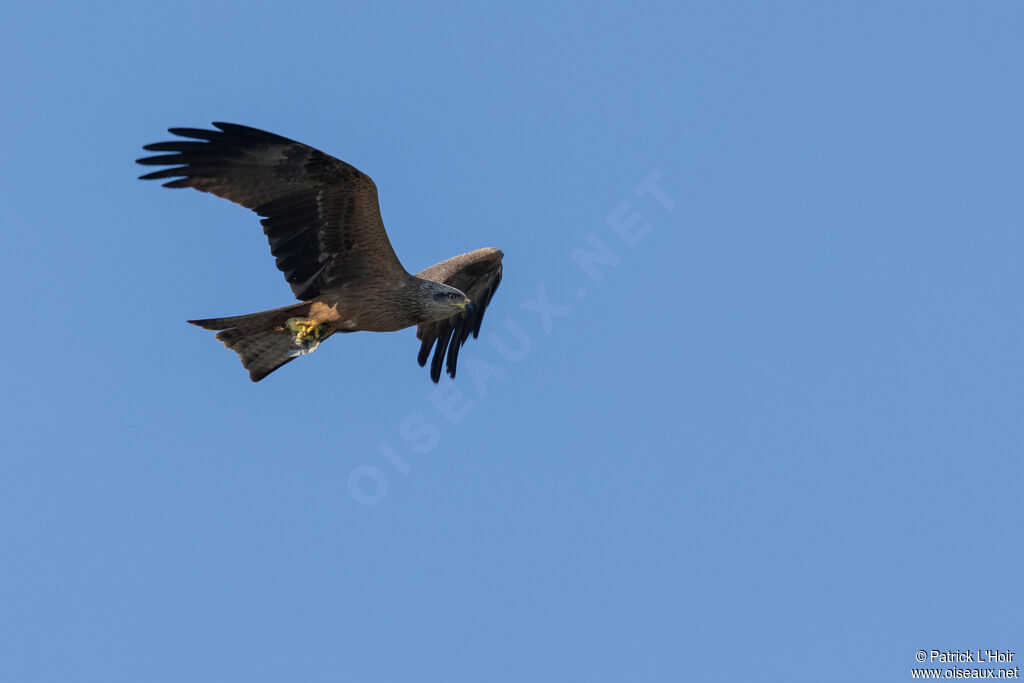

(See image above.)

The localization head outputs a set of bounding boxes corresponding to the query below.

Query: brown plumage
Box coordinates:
[137,122,503,382]
[415,250,504,382]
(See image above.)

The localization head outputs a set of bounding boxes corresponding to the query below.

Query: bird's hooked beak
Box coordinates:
[452,296,475,312]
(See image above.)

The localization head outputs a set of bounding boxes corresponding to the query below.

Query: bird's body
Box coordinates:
[137,122,502,382]
[306,276,464,334]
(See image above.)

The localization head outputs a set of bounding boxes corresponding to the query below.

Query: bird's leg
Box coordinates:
[285,318,331,352]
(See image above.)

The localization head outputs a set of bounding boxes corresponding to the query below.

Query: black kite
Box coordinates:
[137,123,503,382]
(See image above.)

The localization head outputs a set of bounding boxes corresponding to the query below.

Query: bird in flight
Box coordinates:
[137,122,503,382]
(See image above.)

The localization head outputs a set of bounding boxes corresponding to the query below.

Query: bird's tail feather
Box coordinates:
[189,302,328,382]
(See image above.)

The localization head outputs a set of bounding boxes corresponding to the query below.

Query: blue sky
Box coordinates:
[2,2,1022,681]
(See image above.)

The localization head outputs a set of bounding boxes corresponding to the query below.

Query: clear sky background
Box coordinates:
[2,2,1021,682]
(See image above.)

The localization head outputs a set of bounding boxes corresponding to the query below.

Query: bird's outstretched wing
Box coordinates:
[415,248,503,382]
[137,122,405,300]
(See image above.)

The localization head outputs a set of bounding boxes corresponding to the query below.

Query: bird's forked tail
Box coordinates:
[188,302,333,382]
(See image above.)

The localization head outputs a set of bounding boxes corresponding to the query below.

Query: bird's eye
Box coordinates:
[449,293,458,300]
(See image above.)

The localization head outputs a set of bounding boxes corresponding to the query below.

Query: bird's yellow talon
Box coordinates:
[286,318,330,348]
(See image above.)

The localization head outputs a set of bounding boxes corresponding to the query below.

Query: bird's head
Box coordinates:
[420,281,474,320]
